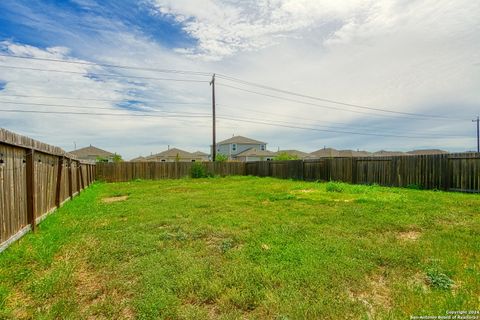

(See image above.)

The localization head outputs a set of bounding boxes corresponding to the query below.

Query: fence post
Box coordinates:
[76,162,81,193]
[68,158,73,199]
[26,149,36,231]
[352,157,357,184]
[79,163,85,190]
[443,155,450,191]
[55,156,64,208]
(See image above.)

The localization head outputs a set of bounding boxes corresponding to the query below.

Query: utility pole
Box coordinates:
[210,73,216,161]
[473,116,480,152]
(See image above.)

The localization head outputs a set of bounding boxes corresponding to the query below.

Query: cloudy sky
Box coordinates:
[0,0,479,159]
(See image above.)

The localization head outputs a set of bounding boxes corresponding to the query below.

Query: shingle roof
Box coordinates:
[146,148,195,159]
[406,149,448,155]
[235,148,275,157]
[373,150,406,156]
[192,151,209,156]
[69,145,115,158]
[130,156,146,162]
[310,148,340,157]
[338,150,372,157]
[217,136,266,145]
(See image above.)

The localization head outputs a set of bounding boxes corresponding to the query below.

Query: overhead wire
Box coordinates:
[0,100,210,116]
[216,74,464,120]
[0,93,209,105]
[217,116,471,140]
[216,82,470,122]
[0,65,210,83]
[0,53,212,76]
[0,107,470,140]
[217,104,470,138]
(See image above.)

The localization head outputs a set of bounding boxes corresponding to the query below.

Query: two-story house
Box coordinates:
[213,136,269,160]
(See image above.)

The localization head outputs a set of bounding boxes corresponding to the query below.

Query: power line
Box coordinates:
[0,100,469,139]
[0,94,209,105]
[0,53,212,76]
[217,103,468,136]
[0,108,210,119]
[217,116,470,140]
[0,101,210,116]
[0,107,471,140]
[0,65,210,83]
[216,82,464,121]
[216,74,462,120]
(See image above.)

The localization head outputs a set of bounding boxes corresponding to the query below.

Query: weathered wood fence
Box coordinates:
[246,153,480,192]
[0,128,96,252]
[96,161,246,182]
[97,153,480,193]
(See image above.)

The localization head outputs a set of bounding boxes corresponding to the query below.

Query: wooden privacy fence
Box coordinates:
[0,129,96,252]
[247,153,480,192]
[96,161,246,182]
[96,153,480,193]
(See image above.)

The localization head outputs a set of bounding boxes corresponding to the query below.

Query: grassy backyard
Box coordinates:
[0,176,479,319]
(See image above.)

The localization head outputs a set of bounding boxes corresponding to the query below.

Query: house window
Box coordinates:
[161,159,166,162]
[261,145,265,151]
[232,144,237,151]
[191,160,195,162]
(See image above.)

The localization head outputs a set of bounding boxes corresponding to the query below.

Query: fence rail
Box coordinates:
[97,153,480,193]
[0,129,95,252]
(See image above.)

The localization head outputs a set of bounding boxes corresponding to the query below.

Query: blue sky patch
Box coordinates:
[0,0,195,55]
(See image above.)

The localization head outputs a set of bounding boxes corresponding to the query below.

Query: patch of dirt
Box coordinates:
[102,195,128,203]
[333,199,354,202]
[348,271,391,318]
[75,262,134,319]
[261,244,270,251]
[298,189,314,193]
[397,230,421,241]
[7,289,34,319]
[408,272,429,292]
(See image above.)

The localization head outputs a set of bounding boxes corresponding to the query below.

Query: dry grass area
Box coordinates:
[0,177,479,319]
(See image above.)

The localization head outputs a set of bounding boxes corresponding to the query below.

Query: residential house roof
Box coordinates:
[338,150,372,157]
[406,149,448,155]
[146,147,195,160]
[310,148,340,157]
[217,136,266,145]
[192,151,209,156]
[235,148,276,157]
[373,150,406,156]
[69,145,115,158]
[130,156,146,162]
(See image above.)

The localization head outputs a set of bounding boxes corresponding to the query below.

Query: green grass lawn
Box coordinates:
[0,176,479,319]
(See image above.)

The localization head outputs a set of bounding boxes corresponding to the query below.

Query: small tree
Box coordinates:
[215,153,228,162]
[191,163,208,178]
[112,154,123,163]
[274,152,299,161]
[96,156,108,163]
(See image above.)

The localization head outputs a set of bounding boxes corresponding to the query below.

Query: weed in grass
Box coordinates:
[220,239,235,253]
[326,181,345,192]
[426,268,454,290]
